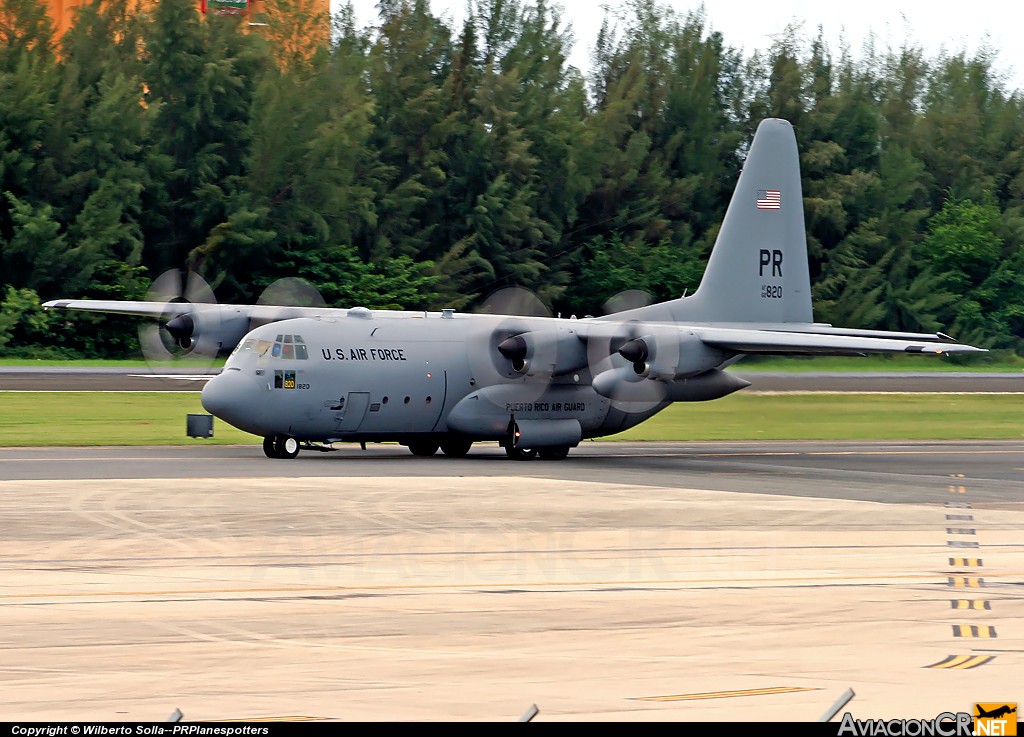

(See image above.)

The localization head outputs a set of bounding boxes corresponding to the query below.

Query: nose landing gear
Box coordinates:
[263,435,300,459]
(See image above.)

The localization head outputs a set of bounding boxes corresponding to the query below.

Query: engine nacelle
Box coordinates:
[617,330,728,380]
[663,369,750,401]
[591,366,667,403]
[497,327,589,378]
[165,305,252,356]
[592,367,749,403]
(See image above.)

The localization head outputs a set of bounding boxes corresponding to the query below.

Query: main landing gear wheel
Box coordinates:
[537,446,570,461]
[505,445,538,461]
[275,435,300,459]
[440,438,473,458]
[408,440,440,456]
[264,435,300,459]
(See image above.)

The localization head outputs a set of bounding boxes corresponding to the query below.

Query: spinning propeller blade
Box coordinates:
[138,269,219,372]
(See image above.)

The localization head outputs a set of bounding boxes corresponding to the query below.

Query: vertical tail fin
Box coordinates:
[685,118,812,323]
[614,118,813,325]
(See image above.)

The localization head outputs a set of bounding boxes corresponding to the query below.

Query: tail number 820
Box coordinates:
[761,284,783,299]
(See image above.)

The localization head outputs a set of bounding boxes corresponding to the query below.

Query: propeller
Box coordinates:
[467,286,675,412]
[601,288,653,315]
[468,286,563,404]
[585,320,670,411]
[138,271,330,369]
[584,289,668,413]
[251,276,327,330]
[138,269,221,372]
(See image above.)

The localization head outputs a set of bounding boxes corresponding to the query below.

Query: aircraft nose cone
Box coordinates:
[201,369,264,433]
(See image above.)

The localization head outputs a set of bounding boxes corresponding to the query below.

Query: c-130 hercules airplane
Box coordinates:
[45,119,984,460]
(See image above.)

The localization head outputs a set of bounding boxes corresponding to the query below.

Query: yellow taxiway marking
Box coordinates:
[948,577,984,588]
[925,654,995,670]
[950,485,967,494]
[951,600,991,610]
[633,686,820,702]
[952,625,997,638]
[949,558,983,567]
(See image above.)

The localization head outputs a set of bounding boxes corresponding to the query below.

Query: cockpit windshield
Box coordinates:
[231,335,308,360]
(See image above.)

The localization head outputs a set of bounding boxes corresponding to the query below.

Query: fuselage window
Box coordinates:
[273,370,297,389]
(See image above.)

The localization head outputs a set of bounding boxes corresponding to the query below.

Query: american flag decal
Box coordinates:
[756,189,781,210]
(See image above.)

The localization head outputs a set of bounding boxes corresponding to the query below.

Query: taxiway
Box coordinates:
[1,441,1022,721]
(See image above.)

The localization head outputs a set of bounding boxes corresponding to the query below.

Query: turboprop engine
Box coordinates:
[590,329,739,403]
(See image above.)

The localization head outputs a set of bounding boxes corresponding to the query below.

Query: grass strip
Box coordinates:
[0,392,1021,446]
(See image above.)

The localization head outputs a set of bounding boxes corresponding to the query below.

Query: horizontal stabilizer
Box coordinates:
[694,326,986,355]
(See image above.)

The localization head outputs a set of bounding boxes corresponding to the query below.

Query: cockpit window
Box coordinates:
[266,334,309,360]
[253,340,273,356]
[231,338,256,356]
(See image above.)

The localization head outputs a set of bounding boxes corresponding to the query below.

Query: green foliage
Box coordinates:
[0,286,51,350]
[2,0,1024,357]
[922,196,1003,289]
[564,233,704,316]
[269,242,440,310]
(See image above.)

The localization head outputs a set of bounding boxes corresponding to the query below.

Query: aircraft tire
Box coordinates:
[273,435,300,459]
[262,436,278,458]
[537,446,570,461]
[408,440,439,456]
[505,445,537,461]
[440,438,473,457]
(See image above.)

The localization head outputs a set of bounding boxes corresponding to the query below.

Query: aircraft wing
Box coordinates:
[42,299,187,318]
[41,299,345,321]
[693,326,986,355]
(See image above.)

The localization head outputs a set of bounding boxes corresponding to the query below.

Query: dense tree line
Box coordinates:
[2,0,1024,357]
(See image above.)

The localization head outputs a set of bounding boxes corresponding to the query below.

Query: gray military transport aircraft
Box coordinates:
[44,118,985,460]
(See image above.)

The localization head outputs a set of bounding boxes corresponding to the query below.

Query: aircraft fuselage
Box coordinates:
[201,311,665,449]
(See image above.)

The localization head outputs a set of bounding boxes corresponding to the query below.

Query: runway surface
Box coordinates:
[1,441,1022,721]
[2,366,1023,392]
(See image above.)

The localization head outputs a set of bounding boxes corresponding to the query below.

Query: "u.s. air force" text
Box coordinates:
[320,347,407,361]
